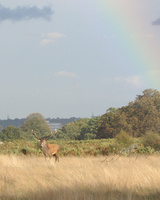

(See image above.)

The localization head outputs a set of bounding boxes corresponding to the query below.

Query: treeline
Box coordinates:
[98,88,160,138]
[0,118,25,130]
[54,88,160,140]
[0,88,160,141]
[0,117,79,130]
[46,117,80,124]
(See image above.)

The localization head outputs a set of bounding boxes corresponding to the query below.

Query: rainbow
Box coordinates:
[95,0,160,90]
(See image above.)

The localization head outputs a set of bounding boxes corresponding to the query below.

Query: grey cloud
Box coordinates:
[152,17,160,25]
[0,4,54,22]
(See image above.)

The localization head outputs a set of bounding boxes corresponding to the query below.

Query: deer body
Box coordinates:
[32,130,60,162]
[122,143,138,154]
[41,140,60,162]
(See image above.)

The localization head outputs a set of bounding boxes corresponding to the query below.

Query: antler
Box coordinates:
[44,129,57,140]
[32,130,41,140]
[32,129,57,140]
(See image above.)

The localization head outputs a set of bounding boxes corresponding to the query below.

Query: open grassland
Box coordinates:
[1,155,160,200]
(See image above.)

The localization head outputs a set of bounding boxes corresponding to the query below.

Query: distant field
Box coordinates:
[0,155,160,200]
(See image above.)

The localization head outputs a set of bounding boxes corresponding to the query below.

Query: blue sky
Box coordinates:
[0,0,160,119]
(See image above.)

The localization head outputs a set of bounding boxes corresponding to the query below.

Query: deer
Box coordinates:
[32,129,60,162]
[101,143,138,163]
[121,143,138,154]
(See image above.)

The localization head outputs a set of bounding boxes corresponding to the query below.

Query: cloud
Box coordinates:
[54,71,77,78]
[115,75,142,88]
[41,32,66,45]
[0,4,54,22]
[152,17,160,25]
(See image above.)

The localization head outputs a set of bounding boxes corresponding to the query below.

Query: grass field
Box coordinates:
[0,155,160,200]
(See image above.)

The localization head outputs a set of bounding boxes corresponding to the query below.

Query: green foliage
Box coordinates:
[0,140,42,155]
[0,126,23,141]
[0,139,112,156]
[0,136,159,156]
[136,144,155,155]
[115,130,134,148]
[20,113,51,139]
[54,117,99,140]
[79,117,99,140]
[97,110,118,138]
[83,133,96,140]
[142,131,160,151]
[97,89,160,138]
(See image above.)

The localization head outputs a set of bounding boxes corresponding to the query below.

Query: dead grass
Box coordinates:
[0,155,160,200]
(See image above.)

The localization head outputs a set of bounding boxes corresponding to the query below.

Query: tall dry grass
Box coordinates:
[0,155,160,200]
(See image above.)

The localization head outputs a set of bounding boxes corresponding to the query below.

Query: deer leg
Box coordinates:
[44,155,47,161]
[55,154,59,162]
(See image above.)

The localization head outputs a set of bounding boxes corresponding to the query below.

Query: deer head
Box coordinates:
[32,130,57,149]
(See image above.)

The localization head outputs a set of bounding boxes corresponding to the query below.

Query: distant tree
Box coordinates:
[53,117,99,140]
[79,117,99,140]
[0,118,25,129]
[46,117,80,125]
[58,121,81,140]
[106,107,118,114]
[97,89,160,138]
[125,89,160,136]
[97,110,120,138]
[0,126,22,141]
[136,88,159,99]
[20,113,51,139]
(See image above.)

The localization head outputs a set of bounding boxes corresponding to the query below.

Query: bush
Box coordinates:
[136,144,154,154]
[115,130,134,148]
[142,131,160,151]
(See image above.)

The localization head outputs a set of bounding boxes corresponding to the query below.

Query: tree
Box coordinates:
[54,117,99,140]
[79,117,99,140]
[20,113,51,139]
[106,107,118,114]
[0,126,22,141]
[126,89,160,136]
[58,122,81,140]
[97,110,121,138]
[97,89,160,138]
[142,131,160,151]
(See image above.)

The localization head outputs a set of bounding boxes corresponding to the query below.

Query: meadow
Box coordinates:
[1,155,160,200]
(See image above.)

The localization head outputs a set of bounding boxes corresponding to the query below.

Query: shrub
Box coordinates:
[136,144,154,154]
[115,130,134,148]
[142,131,160,151]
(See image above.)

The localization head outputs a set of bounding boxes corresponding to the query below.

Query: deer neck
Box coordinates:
[41,141,49,154]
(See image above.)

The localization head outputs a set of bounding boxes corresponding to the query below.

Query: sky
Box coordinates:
[0,0,160,119]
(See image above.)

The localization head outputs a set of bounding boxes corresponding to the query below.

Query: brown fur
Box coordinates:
[32,130,60,162]
[40,140,60,162]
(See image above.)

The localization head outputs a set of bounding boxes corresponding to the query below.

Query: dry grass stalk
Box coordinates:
[0,155,160,200]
